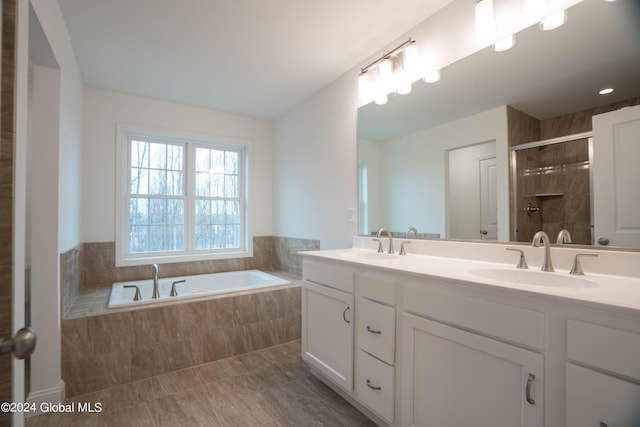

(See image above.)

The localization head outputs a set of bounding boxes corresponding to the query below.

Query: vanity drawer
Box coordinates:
[358,297,395,364]
[568,320,640,381]
[303,259,354,293]
[357,350,394,424]
[358,271,396,305]
[404,280,544,350]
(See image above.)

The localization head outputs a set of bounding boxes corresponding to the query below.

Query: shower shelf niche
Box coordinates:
[522,193,564,198]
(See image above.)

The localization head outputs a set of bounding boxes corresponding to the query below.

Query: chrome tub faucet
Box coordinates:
[152,263,160,299]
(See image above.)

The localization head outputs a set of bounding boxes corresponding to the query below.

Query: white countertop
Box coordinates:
[302,247,640,315]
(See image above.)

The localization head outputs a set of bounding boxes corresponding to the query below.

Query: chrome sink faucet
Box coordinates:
[531,231,554,272]
[556,229,572,244]
[405,227,418,238]
[376,227,394,254]
[152,263,160,299]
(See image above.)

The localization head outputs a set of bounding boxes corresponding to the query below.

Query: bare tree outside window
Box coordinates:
[124,134,245,259]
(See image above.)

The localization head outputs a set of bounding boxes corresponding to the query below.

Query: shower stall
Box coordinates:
[511,132,593,245]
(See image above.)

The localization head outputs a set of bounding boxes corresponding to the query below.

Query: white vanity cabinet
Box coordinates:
[301,260,355,392]
[565,320,640,427]
[301,251,640,427]
[355,272,397,424]
[402,313,543,427]
[401,279,544,427]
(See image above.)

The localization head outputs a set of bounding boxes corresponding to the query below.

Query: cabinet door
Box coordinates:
[301,281,354,392]
[401,313,543,427]
[566,363,640,427]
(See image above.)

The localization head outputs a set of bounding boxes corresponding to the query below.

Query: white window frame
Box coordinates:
[115,124,252,267]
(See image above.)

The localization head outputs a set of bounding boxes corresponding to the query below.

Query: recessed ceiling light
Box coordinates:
[599,88,614,95]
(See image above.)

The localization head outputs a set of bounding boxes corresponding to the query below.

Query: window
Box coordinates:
[116,126,249,266]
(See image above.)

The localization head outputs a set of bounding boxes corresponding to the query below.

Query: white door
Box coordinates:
[301,281,354,392]
[402,313,543,427]
[592,105,640,248]
[1,2,31,426]
[479,157,498,240]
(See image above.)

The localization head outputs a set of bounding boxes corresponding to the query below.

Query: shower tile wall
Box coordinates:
[515,139,591,244]
[0,0,16,417]
[540,97,640,139]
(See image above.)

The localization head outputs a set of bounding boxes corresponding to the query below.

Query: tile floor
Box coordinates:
[25,340,376,427]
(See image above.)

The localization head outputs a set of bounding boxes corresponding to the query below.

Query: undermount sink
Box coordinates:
[339,251,401,261]
[470,268,599,288]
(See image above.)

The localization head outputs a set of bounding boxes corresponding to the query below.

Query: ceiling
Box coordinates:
[358,0,640,141]
[57,0,455,119]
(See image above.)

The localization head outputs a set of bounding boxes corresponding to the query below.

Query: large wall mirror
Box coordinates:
[357,0,640,249]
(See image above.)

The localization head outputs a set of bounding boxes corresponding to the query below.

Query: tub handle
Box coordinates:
[171,280,186,297]
[123,285,142,301]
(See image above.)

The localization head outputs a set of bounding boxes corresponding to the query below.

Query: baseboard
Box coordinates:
[25,380,65,418]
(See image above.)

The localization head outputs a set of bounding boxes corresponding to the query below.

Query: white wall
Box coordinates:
[356,137,383,235]
[367,107,507,240]
[81,88,274,243]
[30,0,84,254]
[273,73,359,249]
[28,0,85,406]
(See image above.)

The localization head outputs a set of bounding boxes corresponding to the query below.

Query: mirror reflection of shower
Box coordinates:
[512,134,592,245]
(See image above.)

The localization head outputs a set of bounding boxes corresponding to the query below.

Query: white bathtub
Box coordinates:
[108,269,291,308]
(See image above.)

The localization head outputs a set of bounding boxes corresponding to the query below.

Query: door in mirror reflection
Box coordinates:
[593,105,640,249]
[446,141,497,240]
[480,157,498,240]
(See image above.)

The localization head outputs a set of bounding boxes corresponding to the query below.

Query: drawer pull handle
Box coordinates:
[526,373,535,405]
[366,325,382,334]
[366,379,381,391]
[342,306,351,324]
[600,423,608,427]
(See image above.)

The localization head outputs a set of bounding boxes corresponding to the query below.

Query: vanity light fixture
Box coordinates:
[475,0,495,41]
[522,0,548,17]
[358,38,421,104]
[357,73,371,101]
[540,9,567,30]
[493,34,515,51]
[599,87,614,95]
[423,69,441,83]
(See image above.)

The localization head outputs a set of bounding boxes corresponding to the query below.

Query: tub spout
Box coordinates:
[152,264,160,299]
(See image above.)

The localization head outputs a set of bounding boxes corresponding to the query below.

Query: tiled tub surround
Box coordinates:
[62,282,302,398]
[61,236,318,317]
[59,236,315,398]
